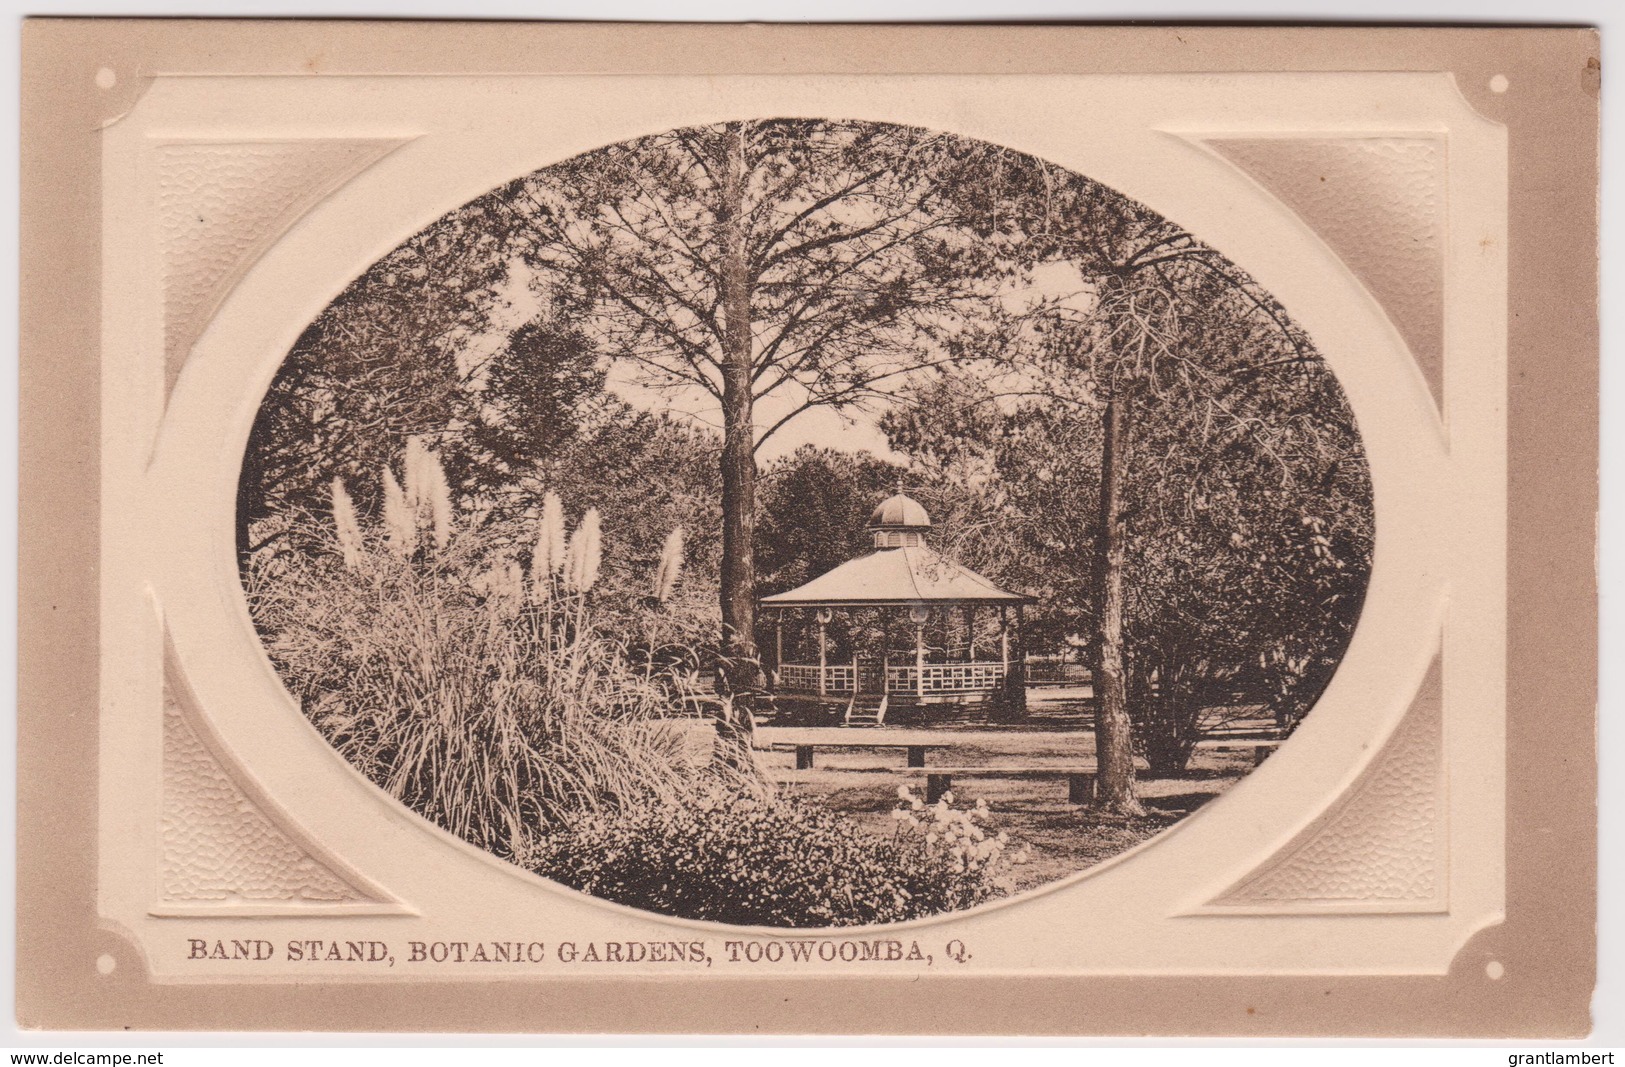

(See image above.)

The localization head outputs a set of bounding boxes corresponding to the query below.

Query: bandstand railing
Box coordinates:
[778,663,855,694]
[776,661,1007,696]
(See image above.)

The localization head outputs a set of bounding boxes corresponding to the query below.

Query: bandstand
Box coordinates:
[759,493,1034,725]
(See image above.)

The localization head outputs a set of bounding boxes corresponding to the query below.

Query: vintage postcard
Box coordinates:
[16,21,1599,1035]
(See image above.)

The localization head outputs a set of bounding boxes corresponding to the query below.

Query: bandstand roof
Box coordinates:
[869,492,932,530]
[760,544,1032,609]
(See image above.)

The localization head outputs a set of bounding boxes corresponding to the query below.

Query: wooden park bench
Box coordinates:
[770,741,952,770]
[1192,737,1283,765]
[900,765,1098,805]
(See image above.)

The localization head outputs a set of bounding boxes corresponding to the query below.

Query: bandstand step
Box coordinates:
[844,693,888,727]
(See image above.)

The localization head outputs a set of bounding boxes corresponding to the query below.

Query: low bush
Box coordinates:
[522,784,1022,927]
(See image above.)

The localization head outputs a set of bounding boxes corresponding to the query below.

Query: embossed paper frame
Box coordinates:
[17,21,1599,1036]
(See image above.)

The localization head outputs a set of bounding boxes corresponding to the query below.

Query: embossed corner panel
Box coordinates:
[160,683,370,907]
[157,138,409,401]
[1208,653,1445,911]
[148,135,413,916]
[1205,136,1446,413]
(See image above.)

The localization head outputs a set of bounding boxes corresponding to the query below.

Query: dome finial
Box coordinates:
[868,490,931,549]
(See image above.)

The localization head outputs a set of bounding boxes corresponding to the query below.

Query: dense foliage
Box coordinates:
[523,785,1018,927]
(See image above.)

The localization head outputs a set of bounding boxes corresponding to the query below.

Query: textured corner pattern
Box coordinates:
[157,139,409,401]
[161,683,372,904]
[1205,136,1446,413]
[1209,654,1444,908]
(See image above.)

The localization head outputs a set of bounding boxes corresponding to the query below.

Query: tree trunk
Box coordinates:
[713,122,761,770]
[1092,391,1146,816]
[1002,603,1028,720]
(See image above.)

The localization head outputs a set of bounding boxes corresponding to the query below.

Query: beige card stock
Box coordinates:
[16,21,1599,1036]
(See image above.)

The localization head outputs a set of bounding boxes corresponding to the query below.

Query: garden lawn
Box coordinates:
[752,724,1256,894]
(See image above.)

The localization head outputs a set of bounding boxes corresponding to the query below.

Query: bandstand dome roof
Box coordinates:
[761,493,1031,609]
[869,492,932,530]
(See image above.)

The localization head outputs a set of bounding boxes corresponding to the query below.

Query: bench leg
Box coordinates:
[1068,774,1096,805]
[796,745,814,771]
[1252,746,1270,766]
[926,774,951,804]
[906,745,926,768]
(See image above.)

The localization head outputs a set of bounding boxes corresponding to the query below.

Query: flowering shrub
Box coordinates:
[890,785,1029,885]
[521,783,1022,927]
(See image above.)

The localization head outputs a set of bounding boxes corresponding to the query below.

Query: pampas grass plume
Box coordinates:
[403,436,454,551]
[382,467,416,557]
[404,436,430,510]
[566,508,602,593]
[427,456,454,551]
[529,491,567,602]
[653,526,685,603]
[542,492,567,575]
[330,477,365,571]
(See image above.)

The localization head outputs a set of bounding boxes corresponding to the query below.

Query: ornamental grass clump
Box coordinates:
[246,453,698,858]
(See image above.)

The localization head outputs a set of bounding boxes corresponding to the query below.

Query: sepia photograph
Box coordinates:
[238,119,1374,926]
